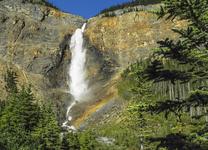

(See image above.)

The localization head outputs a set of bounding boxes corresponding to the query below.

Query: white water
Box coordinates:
[69,23,88,101]
[62,23,88,130]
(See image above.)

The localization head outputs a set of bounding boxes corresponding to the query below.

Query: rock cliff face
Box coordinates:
[85,5,186,69]
[78,5,186,127]
[0,1,185,125]
[0,0,85,120]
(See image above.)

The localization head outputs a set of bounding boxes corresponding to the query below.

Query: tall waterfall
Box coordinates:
[62,23,88,130]
[69,23,88,101]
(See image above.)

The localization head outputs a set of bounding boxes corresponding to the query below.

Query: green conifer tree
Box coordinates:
[0,87,40,149]
[142,0,208,149]
[119,0,208,149]
[4,70,18,94]
[61,132,80,150]
[32,103,61,150]
[0,70,62,149]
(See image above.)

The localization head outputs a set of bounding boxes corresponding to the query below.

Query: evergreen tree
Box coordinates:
[0,87,40,149]
[0,70,62,149]
[4,70,18,94]
[32,103,61,150]
[142,0,208,149]
[61,132,80,150]
[119,0,208,149]
[79,130,99,150]
[145,0,208,121]
[0,100,5,116]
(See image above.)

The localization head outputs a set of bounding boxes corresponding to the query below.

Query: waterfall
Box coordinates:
[62,23,88,130]
[69,23,88,101]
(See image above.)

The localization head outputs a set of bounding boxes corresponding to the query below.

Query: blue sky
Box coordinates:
[47,0,131,19]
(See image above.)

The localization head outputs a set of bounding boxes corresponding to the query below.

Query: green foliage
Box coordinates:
[94,123,141,150]
[78,130,99,150]
[0,70,110,149]
[118,61,208,149]
[118,61,152,101]
[117,0,208,149]
[32,104,61,150]
[0,100,5,116]
[62,132,80,150]
[0,70,62,150]
[145,0,208,119]
[0,87,40,149]
[61,130,102,150]
[117,61,170,149]
[149,133,204,150]
[1,0,208,149]
[4,70,18,94]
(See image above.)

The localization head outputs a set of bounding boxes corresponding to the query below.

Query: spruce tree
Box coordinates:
[32,103,61,150]
[119,0,208,149]
[145,0,208,120]
[142,0,208,149]
[61,132,80,150]
[0,84,40,149]
[0,70,62,149]
[4,70,18,94]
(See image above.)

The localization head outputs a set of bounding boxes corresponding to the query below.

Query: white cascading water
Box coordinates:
[69,23,88,101]
[62,23,88,130]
